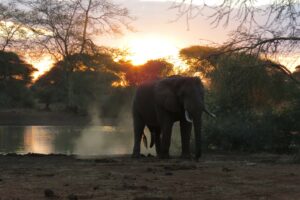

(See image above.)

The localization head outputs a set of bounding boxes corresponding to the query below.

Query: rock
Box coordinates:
[165,172,173,176]
[44,189,55,198]
[245,162,256,166]
[68,194,78,200]
[222,167,233,172]
[133,196,172,200]
[93,185,99,190]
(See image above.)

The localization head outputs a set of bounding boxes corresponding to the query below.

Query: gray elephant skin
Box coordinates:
[132,75,215,159]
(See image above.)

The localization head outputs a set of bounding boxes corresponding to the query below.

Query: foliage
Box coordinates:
[0,2,28,51]
[173,0,300,56]
[203,111,300,153]
[173,0,300,84]
[0,51,35,107]
[16,0,132,59]
[121,59,174,86]
[100,86,135,119]
[179,45,219,76]
[32,53,119,113]
[180,45,300,153]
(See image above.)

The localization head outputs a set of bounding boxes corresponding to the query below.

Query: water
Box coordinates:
[0,126,141,155]
[0,125,183,156]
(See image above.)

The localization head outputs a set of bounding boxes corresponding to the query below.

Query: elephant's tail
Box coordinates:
[204,107,216,118]
[142,131,155,149]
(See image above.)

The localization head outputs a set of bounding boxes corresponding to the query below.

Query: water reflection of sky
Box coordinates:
[0,125,183,156]
[0,126,162,156]
[23,126,54,154]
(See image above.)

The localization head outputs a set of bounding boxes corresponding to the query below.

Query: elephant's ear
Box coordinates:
[154,80,181,113]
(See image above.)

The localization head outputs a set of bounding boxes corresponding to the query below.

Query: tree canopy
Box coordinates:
[16,0,133,60]
[0,51,36,107]
[172,0,300,82]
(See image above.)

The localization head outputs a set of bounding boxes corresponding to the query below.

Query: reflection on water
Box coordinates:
[0,126,156,156]
[24,126,54,154]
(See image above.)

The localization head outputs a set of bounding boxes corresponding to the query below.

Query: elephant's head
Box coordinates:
[155,75,209,159]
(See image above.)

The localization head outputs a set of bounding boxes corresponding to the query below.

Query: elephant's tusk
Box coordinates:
[185,110,193,123]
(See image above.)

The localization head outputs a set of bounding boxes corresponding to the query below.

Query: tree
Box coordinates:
[172,0,300,81]
[179,45,218,76]
[180,45,294,111]
[17,0,132,60]
[179,45,300,153]
[0,2,28,51]
[121,59,174,86]
[0,51,36,107]
[32,52,119,112]
[17,0,132,109]
[31,62,67,110]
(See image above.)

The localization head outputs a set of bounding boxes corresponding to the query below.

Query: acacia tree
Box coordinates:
[17,0,132,59]
[172,0,300,81]
[16,0,132,109]
[0,2,28,51]
[0,51,36,107]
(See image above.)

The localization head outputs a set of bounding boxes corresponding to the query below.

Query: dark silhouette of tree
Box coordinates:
[17,0,133,60]
[180,45,294,111]
[0,3,28,51]
[179,45,300,153]
[16,0,133,109]
[31,63,66,110]
[0,51,36,107]
[32,52,119,112]
[121,59,174,86]
[172,1,300,81]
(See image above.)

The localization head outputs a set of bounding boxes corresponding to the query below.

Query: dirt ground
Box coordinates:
[0,154,299,200]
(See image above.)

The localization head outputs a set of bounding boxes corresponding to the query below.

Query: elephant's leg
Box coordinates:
[132,115,145,158]
[160,119,173,159]
[194,115,203,160]
[180,120,192,159]
[154,128,161,157]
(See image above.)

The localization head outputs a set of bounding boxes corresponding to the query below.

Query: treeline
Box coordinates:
[179,46,300,153]
[1,46,299,153]
[0,49,174,115]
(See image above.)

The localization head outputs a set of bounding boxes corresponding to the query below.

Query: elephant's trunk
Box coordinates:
[193,116,202,160]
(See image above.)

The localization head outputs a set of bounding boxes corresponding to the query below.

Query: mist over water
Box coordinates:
[73,104,156,157]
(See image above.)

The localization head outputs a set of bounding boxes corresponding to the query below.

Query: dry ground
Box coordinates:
[0,154,299,200]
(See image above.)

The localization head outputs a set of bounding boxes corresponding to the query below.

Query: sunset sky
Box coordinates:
[30,0,299,78]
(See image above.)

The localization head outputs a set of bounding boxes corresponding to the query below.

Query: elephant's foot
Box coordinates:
[194,154,203,162]
[131,153,141,159]
[180,153,192,160]
[158,153,170,159]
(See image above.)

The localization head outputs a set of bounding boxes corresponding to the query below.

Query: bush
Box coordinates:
[203,110,300,153]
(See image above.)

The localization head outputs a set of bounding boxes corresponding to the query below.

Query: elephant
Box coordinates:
[132,75,215,160]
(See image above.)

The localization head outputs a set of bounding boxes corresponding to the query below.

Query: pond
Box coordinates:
[0,123,186,156]
[0,126,158,156]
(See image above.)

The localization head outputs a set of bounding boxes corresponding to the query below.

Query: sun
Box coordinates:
[26,56,54,80]
[124,35,182,65]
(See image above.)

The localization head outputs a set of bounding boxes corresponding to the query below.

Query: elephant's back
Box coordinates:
[133,81,158,125]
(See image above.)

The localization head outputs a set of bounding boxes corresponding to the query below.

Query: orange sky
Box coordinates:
[28,0,299,78]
